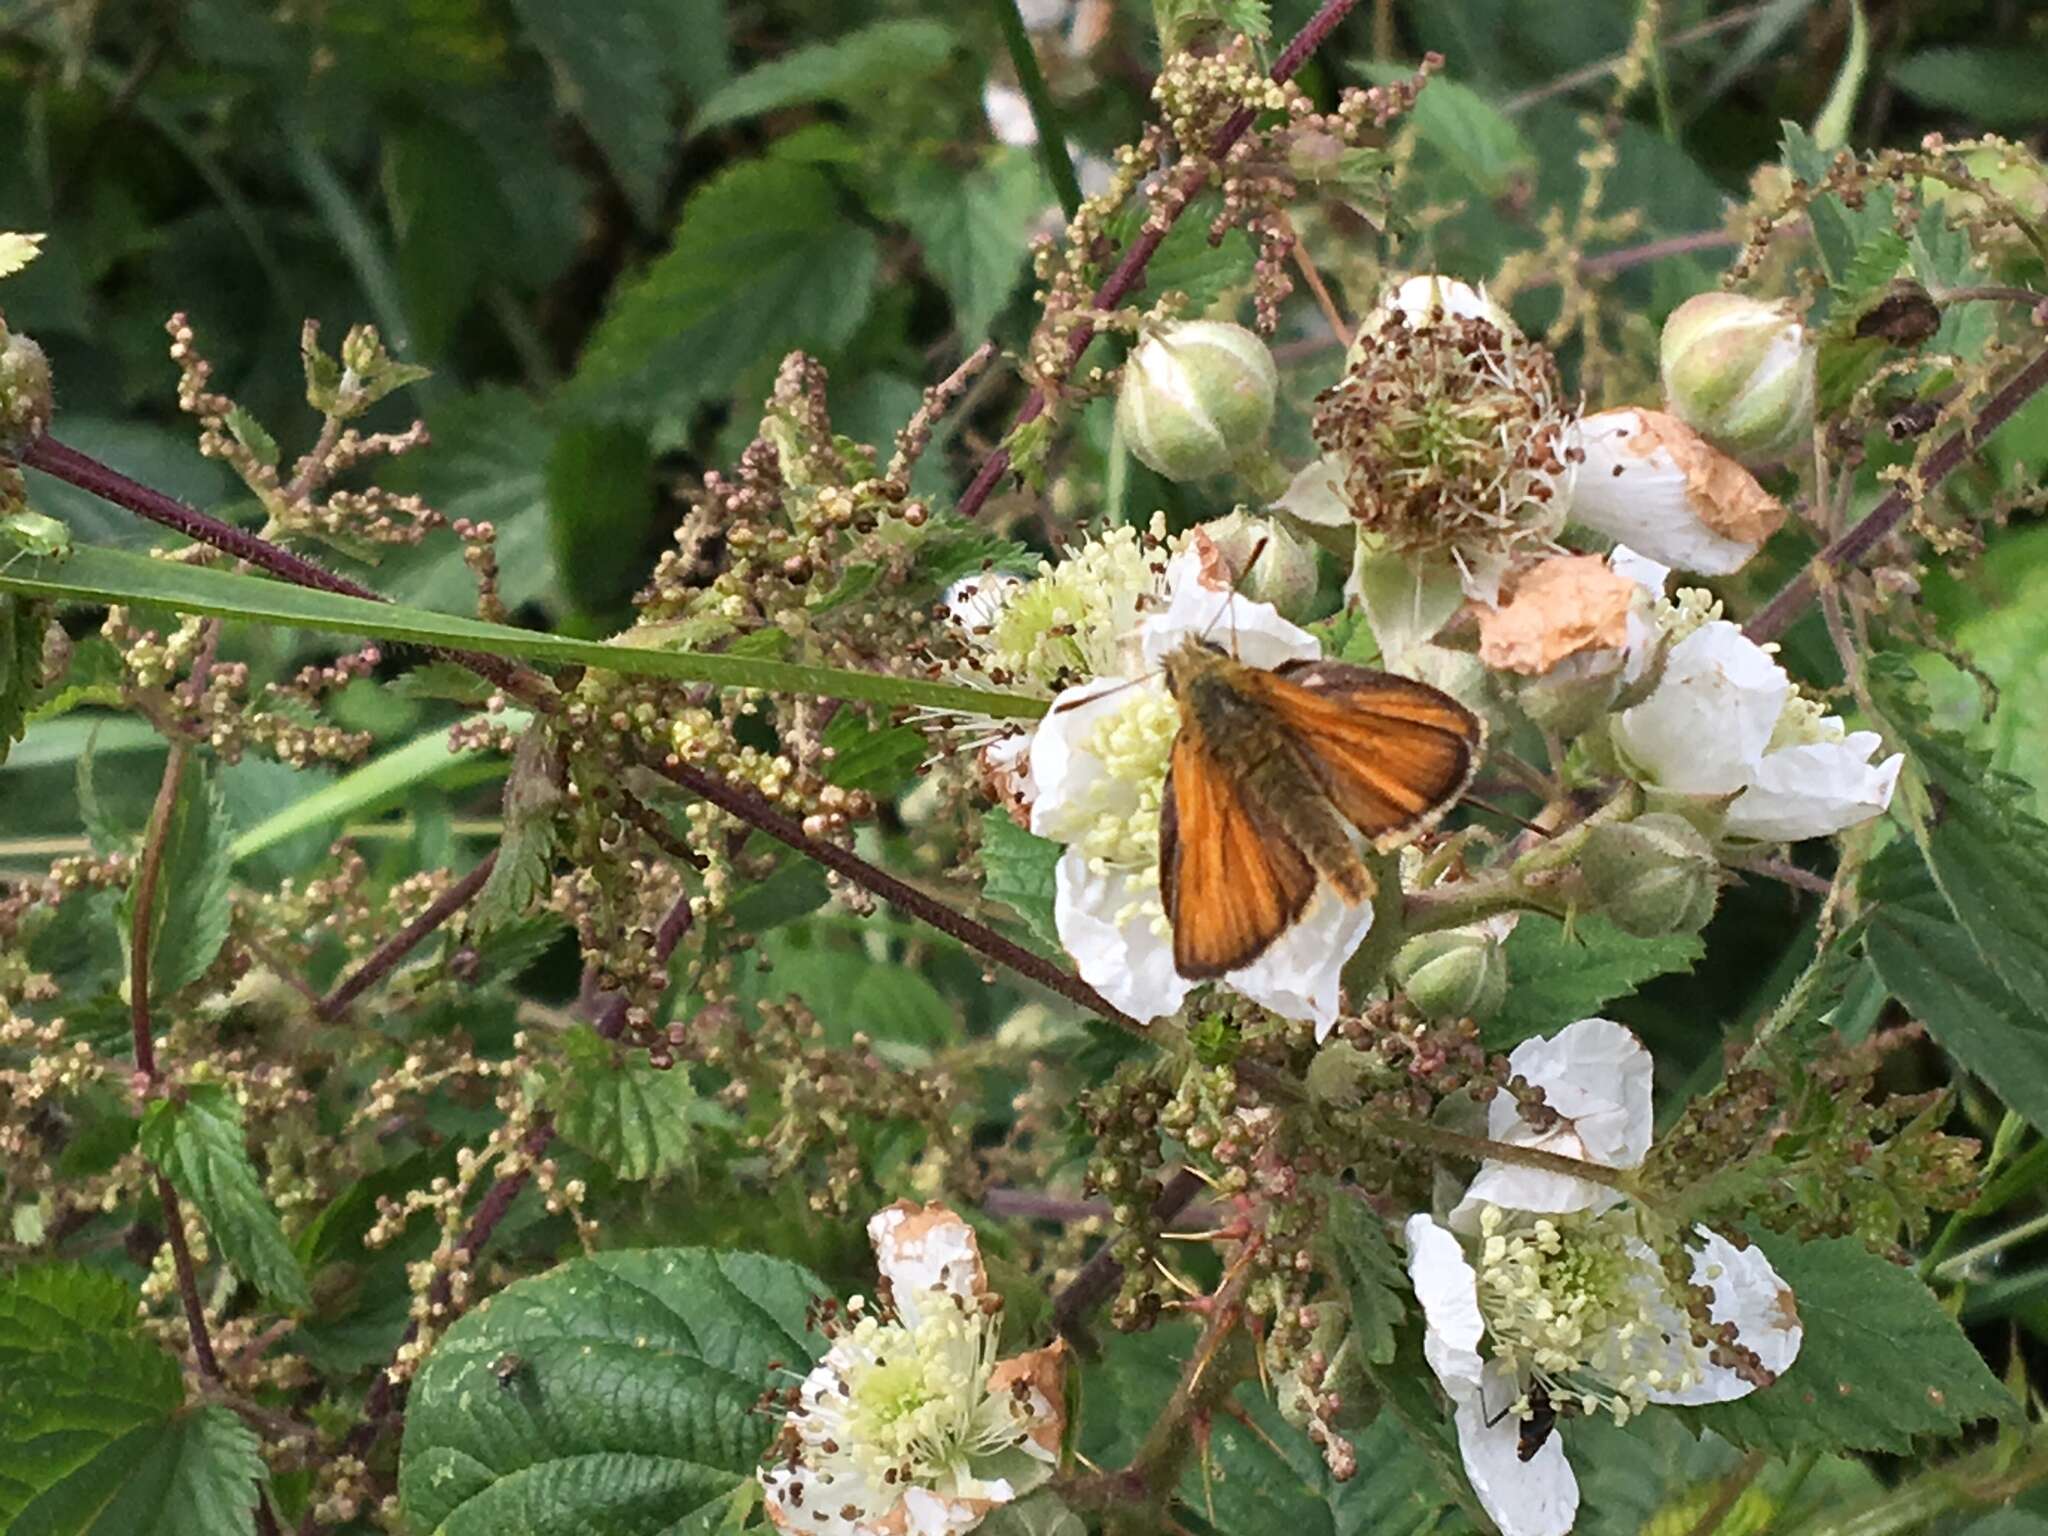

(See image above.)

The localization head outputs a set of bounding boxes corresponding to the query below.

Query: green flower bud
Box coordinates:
[1115,320,1277,481]
[1392,925,1509,1021]
[1196,510,1322,620]
[1581,812,1721,938]
[1659,292,1815,465]
[0,327,52,456]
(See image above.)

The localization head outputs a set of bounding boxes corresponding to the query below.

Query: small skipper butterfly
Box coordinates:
[1157,636,1482,978]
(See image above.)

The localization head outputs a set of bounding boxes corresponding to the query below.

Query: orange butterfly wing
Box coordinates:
[1160,727,1317,979]
[1247,661,1483,848]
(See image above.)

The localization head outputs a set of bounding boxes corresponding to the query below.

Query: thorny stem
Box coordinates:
[16,434,554,706]
[991,0,1083,219]
[953,0,1369,518]
[314,850,500,1022]
[1745,342,2048,643]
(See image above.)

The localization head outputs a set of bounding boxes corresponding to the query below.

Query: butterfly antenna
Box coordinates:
[1462,795,1554,839]
[1194,535,1270,656]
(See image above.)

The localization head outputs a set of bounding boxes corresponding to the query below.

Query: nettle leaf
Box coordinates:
[27,1404,268,1536]
[1697,1233,2014,1454]
[547,1026,701,1182]
[140,1086,311,1311]
[688,20,957,137]
[980,811,1062,952]
[398,1248,825,1536]
[568,157,881,433]
[820,711,926,795]
[477,727,566,933]
[1862,847,2048,1133]
[1155,0,1270,53]
[1115,192,1258,314]
[1320,1187,1406,1366]
[0,592,51,765]
[0,1261,187,1527]
[896,151,1049,339]
[1485,915,1703,1047]
[118,764,233,1001]
[510,0,688,226]
[1891,46,2048,129]
[1363,64,1532,195]
[1814,228,1911,413]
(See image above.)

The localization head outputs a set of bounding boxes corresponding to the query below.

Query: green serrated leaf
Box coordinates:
[1155,0,1269,53]
[476,727,565,933]
[1696,1232,2015,1453]
[12,1403,269,1536]
[545,420,657,618]
[0,592,50,764]
[547,1026,701,1181]
[1863,847,2048,1133]
[1891,46,2048,129]
[119,764,233,1001]
[1485,915,1703,1047]
[1321,1187,1407,1366]
[688,20,956,137]
[140,1085,311,1311]
[896,150,1047,340]
[509,0,688,226]
[1365,63,1533,196]
[221,406,278,469]
[567,156,881,433]
[387,661,497,706]
[397,1248,825,1535]
[981,810,1062,952]
[725,856,831,932]
[821,711,926,794]
[0,1264,190,1527]
[1814,228,1912,412]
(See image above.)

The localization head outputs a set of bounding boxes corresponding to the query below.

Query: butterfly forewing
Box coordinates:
[1161,729,1317,978]
[1254,660,1483,848]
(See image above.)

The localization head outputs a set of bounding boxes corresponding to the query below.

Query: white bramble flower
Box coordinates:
[762,1203,1067,1536]
[1405,1020,1804,1536]
[1570,409,1787,576]
[1612,617,1902,841]
[944,526,1374,1035]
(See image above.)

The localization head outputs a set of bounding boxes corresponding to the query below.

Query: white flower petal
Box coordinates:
[1726,736,1903,841]
[1571,409,1778,575]
[1050,852,1193,1024]
[1226,882,1374,1038]
[1275,453,1352,527]
[1453,1018,1651,1226]
[1452,1383,1579,1536]
[1614,620,1788,797]
[1374,274,1517,335]
[945,571,1024,632]
[903,1486,990,1536]
[1405,1214,1487,1395]
[1646,1227,1804,1406]
[868,1203,988,1327]
[1608,544,1672,600]
[1026,678,1151,844]
[982,82,1040,147]
[1140,547,1321,671]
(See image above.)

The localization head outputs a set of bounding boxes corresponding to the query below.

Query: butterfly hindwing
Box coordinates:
[1161,727,1317,979]
[1256,660,1483,848]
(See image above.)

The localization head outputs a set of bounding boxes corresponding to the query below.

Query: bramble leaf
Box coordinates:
[398,1249,824,1535]
[688,21,956,137]
[896,151,1048,340]
[1696,1232,2015,1454]
[1486,915,1703,1046]
[980,811,1062,951]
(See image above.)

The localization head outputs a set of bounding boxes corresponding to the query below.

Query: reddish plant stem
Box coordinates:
[337,1115,558,1469]
[17,435,553,706]
[314,850,499,1021]
[642,755,1149,1033]
[1745,343,2048,643]
[1052,1168,1206,1343]
[953,0,1368,518]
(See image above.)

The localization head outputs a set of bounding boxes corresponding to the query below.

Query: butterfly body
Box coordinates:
[1157,636,1482,980]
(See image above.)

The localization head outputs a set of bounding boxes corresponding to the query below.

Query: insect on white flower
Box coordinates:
[1404,1019,1804,1536]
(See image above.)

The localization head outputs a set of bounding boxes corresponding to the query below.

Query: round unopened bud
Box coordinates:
[1391,926,1509,1021]
[1116,321,1277,482]
[0,328,52,455]
[1659,292,1814,465]
[1195,510,1321,620]
[1581,812,1720,938]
